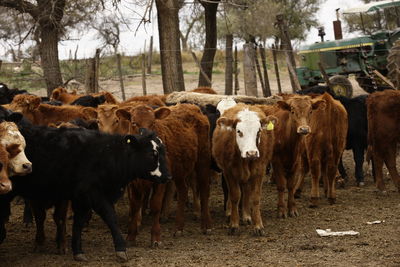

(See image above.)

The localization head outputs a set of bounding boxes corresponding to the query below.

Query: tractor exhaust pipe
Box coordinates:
[333,8,343,40]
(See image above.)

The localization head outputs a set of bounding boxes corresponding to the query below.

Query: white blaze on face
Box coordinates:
[217,98,237,115]
[150,140,161,177]
[0,123,32,175]
[235,109,262,158]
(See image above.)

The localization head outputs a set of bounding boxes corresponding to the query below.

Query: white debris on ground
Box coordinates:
[366,220,385,225]
[316,229,360,237]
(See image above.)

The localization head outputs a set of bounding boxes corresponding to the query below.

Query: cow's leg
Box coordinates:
[221,174,228,211]
[160,181,175,221]
[309,158,322,208]
[249,175,264,236]
[174,176,188,236]
[353,145,365,186]
[241,182,252,225]
[273,162,287,218]
[372,151,386,192]
[337,156,347,187]
[31,200,47,251]
[196,166,212,233]
[150,184,166,247]
[326,159,338,205]
[0,198,11,243]
[287,172,299,217]
[383,146,400,191]
[226,175,240,235]
[23,198,33,226]
[91,199,128,262]
[53,200,69,254]
[126,182,144,246]
[71,202,92,261]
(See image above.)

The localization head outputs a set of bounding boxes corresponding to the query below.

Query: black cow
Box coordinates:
[0,83,28,104]
[71,95,106,107]
[297,86,368,186]
[0,109,170,262]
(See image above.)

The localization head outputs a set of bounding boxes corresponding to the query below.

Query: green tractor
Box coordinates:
[296,0,400,97]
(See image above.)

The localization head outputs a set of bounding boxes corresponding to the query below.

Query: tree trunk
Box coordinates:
[155,0,185,93]
[198,0,219,87]
[39,26,63,96]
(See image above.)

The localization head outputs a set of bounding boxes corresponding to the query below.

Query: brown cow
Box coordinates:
[294,93,347,207]
[212,103,277,235]
[191,87,218,94]
[367,90,400,192]
[258,95,325,217]
[51,87,118,104]
[9,95,94,125]
[121,95,166,107]
[0,144,12,194]
[116,103,212,238]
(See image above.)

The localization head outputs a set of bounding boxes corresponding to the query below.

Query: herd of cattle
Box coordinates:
[0,82,398,262]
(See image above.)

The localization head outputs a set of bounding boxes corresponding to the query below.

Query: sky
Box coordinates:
[1,0,364,61]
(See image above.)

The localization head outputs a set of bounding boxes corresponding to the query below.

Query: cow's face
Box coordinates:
[0,145,11,194]
[0,122,32,176]
[218,108,275,159]
[116,105,170,134]
[9,95,40,123]
[277,96,325,135]
[126,129,171,184]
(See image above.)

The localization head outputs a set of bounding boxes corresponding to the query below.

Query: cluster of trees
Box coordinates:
[0,0,323,95]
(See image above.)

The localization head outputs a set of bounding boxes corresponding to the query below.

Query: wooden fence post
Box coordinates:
[191,50,212,86]
[243,43,258,97]
[254,45,266,96]
[234,45,240,95]
[116,53,126,101]
[259,45,271,96]
[272,44,282,94]
[85,48,101,94]
[225,34,233,95]
[142,53,147,95]
[147,36,153,74]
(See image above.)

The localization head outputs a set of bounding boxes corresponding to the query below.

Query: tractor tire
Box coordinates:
[387,40,400,89]
[329,75,353,97]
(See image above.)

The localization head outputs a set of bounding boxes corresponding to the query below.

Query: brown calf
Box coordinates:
[51,87,118,104]
[191,87,218,94]
[212,104,276,235]
[367,90,400,192]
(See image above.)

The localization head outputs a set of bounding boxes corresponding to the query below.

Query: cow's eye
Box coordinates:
[237,130,243,137]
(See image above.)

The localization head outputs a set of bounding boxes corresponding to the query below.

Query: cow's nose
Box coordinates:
[0,181,12,194]
[245,151,259,159]
[297,126,310,135]
[22,163,32,173]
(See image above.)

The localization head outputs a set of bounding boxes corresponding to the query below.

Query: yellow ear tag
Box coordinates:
[266,121,274,131]
[127,139,131,144]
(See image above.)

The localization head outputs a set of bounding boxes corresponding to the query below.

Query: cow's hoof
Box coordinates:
[33,243,45,253]
[116,251,128,263]
[289,209,299,217]
[203,228,212,235]
[24,222,33,228]
[74,254,88,262]
[358,181,365,187]
[57,246,66,255]
[277,210,287,219]
[151,241,161,248]
[328,198,336,205]
[228,227,239,236]
[252,228,265,237]
[126,239,137,247]
[242,218,252,225]
[173,230,183,237]
[294,190,302,199]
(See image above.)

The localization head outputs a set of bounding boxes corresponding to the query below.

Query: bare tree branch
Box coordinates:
[0,0,39,19]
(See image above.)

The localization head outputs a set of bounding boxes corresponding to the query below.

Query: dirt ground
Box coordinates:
[1,73,400,267]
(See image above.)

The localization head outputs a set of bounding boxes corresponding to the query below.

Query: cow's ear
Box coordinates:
[71,89,77,95]
[154,107,171,120]
[116,108,131,121]
[124,135,139,147]
[217,117,234,128]
[82,107,98,119]
[277,100,291,111]
[312,99,326,110]
[261,115,278,131]
[30,97,41,110]
[8,112,22,123]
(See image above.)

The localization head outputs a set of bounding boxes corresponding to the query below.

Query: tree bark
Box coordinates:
[155,0,185,93]
[198,0,219,87]
[39,26,63,96]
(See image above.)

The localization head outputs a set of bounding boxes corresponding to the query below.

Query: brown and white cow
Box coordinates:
[293,93,347,207]
[0,121,32,176]
[258,95,325,217]
[212,103,277,235]
[367,90,400,192]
